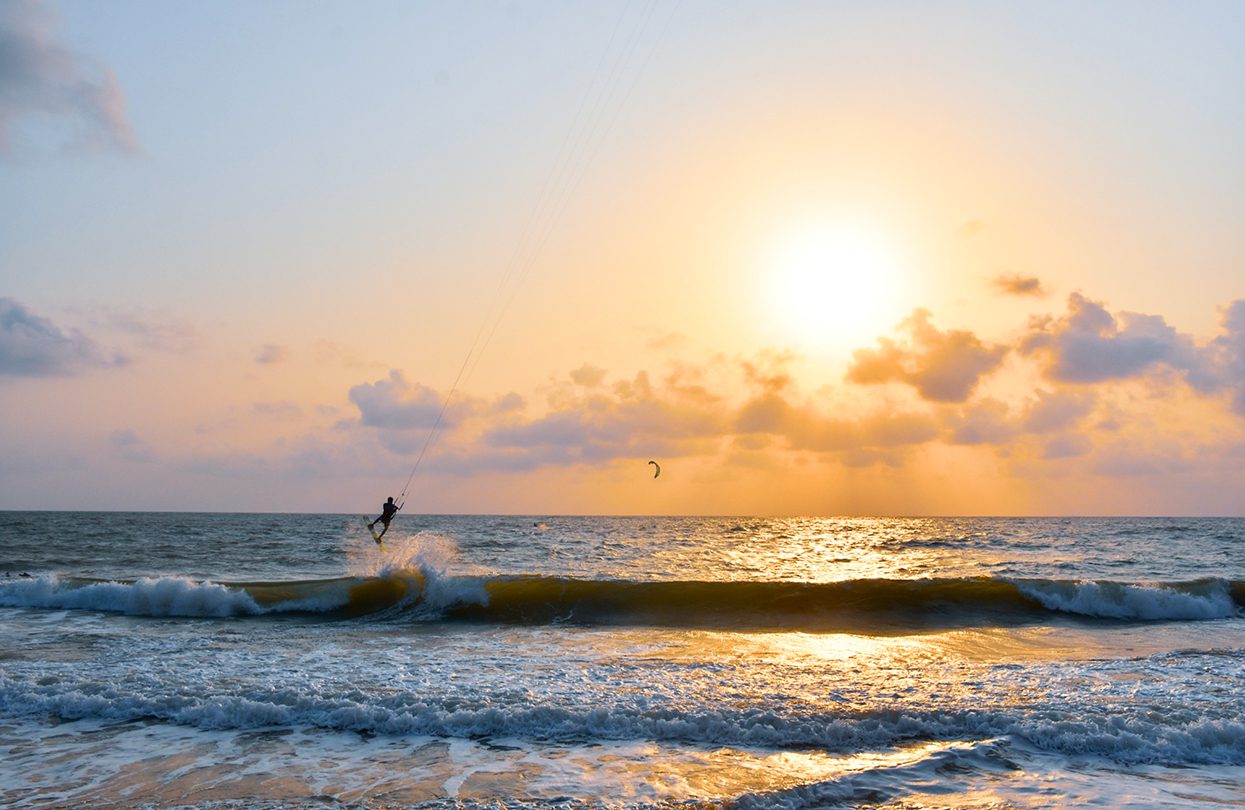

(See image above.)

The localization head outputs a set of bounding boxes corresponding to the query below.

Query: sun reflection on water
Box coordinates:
[642,516,1044,583]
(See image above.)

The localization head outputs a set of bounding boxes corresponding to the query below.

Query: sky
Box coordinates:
[2,0,1244,515]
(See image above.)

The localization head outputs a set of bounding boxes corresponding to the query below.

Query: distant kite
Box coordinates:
[648,460,661,479]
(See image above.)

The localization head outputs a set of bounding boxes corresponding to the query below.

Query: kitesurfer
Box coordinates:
[369,496,401,541]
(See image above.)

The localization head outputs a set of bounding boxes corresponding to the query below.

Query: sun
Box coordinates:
[763,220,906,349]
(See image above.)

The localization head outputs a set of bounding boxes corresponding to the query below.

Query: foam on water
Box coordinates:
[1014,577,1239,620]
[348,529,462,578]
[0,574,266,617]
[2,643,1244,767]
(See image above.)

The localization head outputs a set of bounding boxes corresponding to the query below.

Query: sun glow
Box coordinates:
[764,221,906,348]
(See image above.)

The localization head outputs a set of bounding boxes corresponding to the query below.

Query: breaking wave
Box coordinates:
[1,573,1240,627]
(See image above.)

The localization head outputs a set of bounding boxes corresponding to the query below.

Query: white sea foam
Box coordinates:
[2,669,1243,767]
[418,569,489,613]
[1014,578,1238,620]
[0,575,264,617]
[348,529,461,578]
[347,529,487,614]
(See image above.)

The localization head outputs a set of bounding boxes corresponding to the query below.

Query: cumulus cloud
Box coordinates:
[418,371,941,475]
[1019,294,1245,419]
[348,370,446,430]
[0,297,125,376]
[847,309,1008,402]
[1199,300,1245,415]
[992,274,1045,297]
[327,294,1245,485]
[1021,293,1198,384]
[0,0,137,156]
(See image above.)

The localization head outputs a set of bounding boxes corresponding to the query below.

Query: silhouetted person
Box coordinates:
[369,496,401,542]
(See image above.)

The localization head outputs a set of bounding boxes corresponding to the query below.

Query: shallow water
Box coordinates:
[2,513,1244,808]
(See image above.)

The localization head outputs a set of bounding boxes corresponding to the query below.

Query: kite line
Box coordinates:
[395,0,673,508]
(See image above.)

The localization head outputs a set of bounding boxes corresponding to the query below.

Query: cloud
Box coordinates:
[0,0,137,156]
[486,370,726,464]
[569,364,606,387]
[108,429,153,462]
[1021,389,1096,434]
[797,409,940,455]
[1019,295,1245,419]
[741,349,797,394]
[661,360,722,405]
[1200,300,1245,415]
[1041,433,1092,460]
[1021,293,1197,384]
[733,392,793,434]
[255,344,289,365]
[276,293,1245,490]
[348,370,445,430]
[0,297,126,376]
[846,309,1008,402]
[992,274,1045,297]
[733,391,938,455]
[946,389,1100,449]
[948,398,1017,446]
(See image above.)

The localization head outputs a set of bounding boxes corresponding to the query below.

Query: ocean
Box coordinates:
[1,513,1243,808]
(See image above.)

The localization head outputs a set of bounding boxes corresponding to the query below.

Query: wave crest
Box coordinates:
[1,574,1239,625]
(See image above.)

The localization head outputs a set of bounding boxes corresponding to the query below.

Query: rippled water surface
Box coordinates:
[7,512,1244,581]
[2,513,1243,808]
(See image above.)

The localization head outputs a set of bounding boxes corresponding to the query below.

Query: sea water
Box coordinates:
[1,513,1243,808]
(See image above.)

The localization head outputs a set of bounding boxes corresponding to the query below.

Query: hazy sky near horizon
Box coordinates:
[3,0,1244,514]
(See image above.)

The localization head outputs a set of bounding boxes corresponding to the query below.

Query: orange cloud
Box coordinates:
[847,309,1008,402]
[1021,389,1096,434]
[992,274,1046,297]
[119,292,1245,514]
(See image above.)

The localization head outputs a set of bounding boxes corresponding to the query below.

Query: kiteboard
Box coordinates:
[364,519,384,548]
